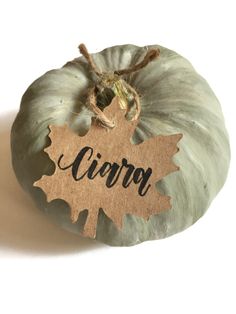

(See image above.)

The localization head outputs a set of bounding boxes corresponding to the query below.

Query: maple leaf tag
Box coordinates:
[34,97,182,239]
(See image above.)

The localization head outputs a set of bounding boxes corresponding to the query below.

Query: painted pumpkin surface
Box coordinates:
[11,44,230,246]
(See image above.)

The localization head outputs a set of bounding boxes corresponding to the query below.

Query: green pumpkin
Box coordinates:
[11,44,230,246]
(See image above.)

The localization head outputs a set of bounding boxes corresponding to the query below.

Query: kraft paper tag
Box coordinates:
[34,98,182,238]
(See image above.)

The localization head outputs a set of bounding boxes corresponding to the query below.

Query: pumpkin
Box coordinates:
[11,44,230,246]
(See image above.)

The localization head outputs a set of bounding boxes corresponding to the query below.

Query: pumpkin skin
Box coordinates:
[11,44,230,246]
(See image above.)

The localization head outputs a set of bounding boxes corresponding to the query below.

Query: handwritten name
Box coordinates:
[57,146,152,196]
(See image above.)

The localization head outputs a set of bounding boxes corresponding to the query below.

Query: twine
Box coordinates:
[78,44,160,128]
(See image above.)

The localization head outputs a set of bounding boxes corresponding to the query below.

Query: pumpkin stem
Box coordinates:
[121,80,141,121]
[78,44,160,128]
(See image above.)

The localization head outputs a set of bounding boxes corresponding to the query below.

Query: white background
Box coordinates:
[0,1,235,313]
